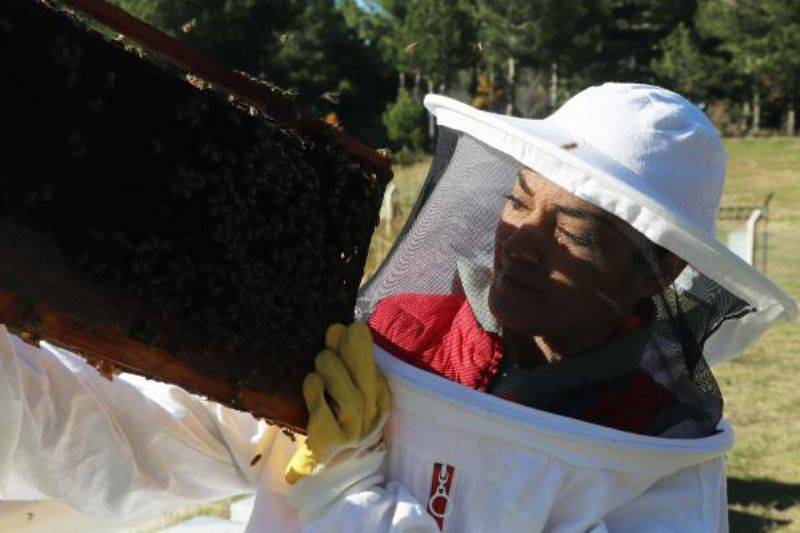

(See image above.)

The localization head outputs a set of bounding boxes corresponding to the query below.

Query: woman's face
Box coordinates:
[488,168,648,343]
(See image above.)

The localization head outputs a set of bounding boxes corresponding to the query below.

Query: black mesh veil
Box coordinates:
[358,128,506,301]
[357,128,758,437]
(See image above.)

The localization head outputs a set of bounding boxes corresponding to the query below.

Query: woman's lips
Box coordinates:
[495,268,542,295]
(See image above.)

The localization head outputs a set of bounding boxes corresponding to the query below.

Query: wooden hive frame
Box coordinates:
[0,0,393,433]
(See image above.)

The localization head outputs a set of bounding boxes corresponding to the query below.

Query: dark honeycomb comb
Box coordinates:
[0,0,392,432]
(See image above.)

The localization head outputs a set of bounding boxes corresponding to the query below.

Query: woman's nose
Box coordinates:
[501,215,549,267]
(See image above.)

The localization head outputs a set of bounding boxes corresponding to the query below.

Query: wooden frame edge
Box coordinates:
[0,288,308,433]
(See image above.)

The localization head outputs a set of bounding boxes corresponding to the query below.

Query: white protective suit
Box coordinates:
[0,329,732,532]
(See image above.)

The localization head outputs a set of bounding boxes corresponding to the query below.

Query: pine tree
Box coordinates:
[652,23,727,103]
[382,89,424,150]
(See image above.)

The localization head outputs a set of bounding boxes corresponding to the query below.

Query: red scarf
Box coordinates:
[368,293,676,434]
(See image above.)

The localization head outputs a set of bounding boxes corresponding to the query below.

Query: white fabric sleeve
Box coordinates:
[287,425,437,532]
[301,478,438,533]
[0,325,294,519]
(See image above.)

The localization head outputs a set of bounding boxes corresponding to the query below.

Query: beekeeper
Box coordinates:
[0,83,796,532]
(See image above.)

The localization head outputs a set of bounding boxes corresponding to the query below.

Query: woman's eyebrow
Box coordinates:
[518,168,611,225]
[516,170,534,196]
[556,203,612,226]
[556,204,595,219]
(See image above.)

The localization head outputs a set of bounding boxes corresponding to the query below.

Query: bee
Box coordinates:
[19,331,39,346]
[181,18,197,34]
[321,91,341,105]
[186,73,211,91]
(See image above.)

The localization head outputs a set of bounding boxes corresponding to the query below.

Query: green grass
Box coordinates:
[717,138,800,532]
[367,137,800,532]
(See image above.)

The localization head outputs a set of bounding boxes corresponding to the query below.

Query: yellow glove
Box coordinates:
[284,322,391,485]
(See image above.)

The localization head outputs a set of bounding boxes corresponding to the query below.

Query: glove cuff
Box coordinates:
[287,415,388,524]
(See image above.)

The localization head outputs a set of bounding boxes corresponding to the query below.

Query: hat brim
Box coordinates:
[424,94,796,365]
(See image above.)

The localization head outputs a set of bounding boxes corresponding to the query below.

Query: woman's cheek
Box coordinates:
[493,221,513,272]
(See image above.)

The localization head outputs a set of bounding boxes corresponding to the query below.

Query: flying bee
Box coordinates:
[181,18,197,34]
[321,91,341,105]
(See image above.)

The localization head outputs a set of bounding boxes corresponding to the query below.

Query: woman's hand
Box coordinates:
[284,322,390,485]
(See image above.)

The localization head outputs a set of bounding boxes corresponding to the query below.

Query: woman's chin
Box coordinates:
[488,280,544,334]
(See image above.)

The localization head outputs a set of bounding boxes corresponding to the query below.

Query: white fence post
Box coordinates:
[379,183,398,237]
[745,208,763,266]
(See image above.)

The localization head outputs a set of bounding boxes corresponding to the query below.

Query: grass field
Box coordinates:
[366,138,800,532]
[716,138,800,532]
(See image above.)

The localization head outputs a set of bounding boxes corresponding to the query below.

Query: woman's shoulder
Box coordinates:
[370,293,466,329]
[368,293,468,361]
[368,293,503,391]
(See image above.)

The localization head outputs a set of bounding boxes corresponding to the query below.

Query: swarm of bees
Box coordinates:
[0,0,385,395]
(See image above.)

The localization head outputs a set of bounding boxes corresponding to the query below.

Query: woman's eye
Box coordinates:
[557,227,596,248]
[503,193,526,210]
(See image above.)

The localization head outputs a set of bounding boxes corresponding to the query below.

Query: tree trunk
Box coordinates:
[549,62,559,111]
[471,64,479,103]
[412,71,422,101]
[752,89,761,135]
[740,101,751,134]
[398,71,406,92]
[489,68,497,110]
[787,104,796,136]
[426,77,435,140]
[506,55,516,115]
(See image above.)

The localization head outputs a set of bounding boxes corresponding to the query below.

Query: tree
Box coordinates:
[770,41,800,133]
[112,0,302,74]
[693,0,800,134]
[474,0,609,113]
[408,0,477,89]
[382,89,424,150]
[397,0,478,137]
[474,0,537,114]
[111,0,394,142]
[340,0,406,88]
[652,23,727,103]
[695,0,774,133]
[590,0,697,83]
[269,1,395,141]
[750,1,800,135]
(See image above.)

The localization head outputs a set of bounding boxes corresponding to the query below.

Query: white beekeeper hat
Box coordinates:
[423,83,796,362]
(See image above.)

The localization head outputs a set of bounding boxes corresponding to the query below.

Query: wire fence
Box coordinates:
[717,192,774,274]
